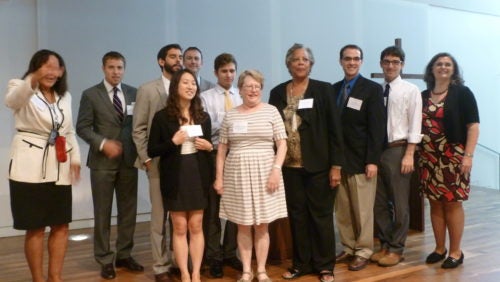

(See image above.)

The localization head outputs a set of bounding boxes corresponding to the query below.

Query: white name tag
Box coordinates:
[347,97,362,111]
[232,121,248,134]
[184,124,203,137]
[298,98,314,109]
[126,102,135,115]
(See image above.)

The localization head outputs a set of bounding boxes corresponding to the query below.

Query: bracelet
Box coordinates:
[272,164,281,170]
[464,153,473,157]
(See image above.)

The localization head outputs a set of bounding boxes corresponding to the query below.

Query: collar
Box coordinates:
[103,79,122,93]
[343,73,361,89]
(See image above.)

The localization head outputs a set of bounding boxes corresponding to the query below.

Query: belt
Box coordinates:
[387,140,407,148]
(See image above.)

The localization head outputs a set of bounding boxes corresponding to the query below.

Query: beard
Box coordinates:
[164,63,182,74]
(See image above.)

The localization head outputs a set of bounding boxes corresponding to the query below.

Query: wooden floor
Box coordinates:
[2,186,500,282]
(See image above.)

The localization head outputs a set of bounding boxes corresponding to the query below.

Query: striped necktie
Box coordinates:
[113,87,124,122]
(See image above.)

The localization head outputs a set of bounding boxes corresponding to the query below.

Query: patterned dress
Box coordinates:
[219,103,288,225]
[419,98,469,202]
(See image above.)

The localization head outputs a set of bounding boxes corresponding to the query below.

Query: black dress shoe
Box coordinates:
[425,249,447,264]
[223,256,243,271]
[115,257,144,272]
[209,260,223,278]
[441,252,464,269]
[101,263,116,280]
[168,266,180,276]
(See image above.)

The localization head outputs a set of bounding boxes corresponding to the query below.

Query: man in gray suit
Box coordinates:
[76,51,143,280]
[183,46,215,92]
[132,44,183,282]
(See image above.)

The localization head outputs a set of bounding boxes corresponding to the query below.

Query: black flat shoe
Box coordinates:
[425,249,447,264]
[441,252,464,269]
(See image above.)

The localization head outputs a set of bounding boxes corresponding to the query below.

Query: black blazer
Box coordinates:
[422,84,479,145]
[332,75,385,174]
[269,79,344,173]
[147,109,213,199]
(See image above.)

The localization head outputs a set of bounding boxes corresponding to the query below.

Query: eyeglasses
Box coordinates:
[342,56,362,63]
[434,62,453,68]
[242,84,261,91]
[382,59,402,66]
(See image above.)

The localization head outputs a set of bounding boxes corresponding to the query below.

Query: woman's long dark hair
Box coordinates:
[423,52,464,90]
[166,69,206,124]
[22,49,68,96]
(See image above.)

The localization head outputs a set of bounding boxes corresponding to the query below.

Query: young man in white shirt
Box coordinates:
[371,46,422,267]
[200,53,243,278]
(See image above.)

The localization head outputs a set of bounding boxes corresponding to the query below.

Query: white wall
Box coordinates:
[1,0,499,236]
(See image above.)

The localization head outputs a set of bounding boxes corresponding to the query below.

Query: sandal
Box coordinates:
[257,271,272,282]
[282,268,310,280]
[319,270,334,282]
[237,271,254,282]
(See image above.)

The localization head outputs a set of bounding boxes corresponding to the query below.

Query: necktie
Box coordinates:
[339,84,350,107]
[224,90,233,111]
[384,83,390,108]
[383,83,390,147]
[113,87,124,122]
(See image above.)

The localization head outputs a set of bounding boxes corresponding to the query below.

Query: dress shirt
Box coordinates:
[200,84,242,145]
[384,76,422,144]
[161,75,171,96]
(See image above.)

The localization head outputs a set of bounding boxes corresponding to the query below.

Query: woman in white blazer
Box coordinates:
[5,49,81,282]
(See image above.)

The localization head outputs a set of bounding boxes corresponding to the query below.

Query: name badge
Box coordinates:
[183,124,203,137]
[347,97,363,111]
[126,102,135,116]
[298,98,314,109]
[232,121,248,134]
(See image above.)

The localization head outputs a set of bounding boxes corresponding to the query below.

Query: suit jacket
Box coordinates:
[269,79,344,173]
[332,75,385,174]
[199,77,216,93]
[132,77,168,174]
[76,81,137,169]
[147,109,213,199]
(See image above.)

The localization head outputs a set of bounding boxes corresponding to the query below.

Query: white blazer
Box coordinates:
[5,75,81,185]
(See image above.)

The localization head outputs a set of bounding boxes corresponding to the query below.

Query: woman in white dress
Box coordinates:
[214,70,288,282]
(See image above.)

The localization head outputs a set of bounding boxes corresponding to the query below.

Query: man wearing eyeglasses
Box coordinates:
[371,46,422,267]
[332,44,386,271]
[200,53,243,278]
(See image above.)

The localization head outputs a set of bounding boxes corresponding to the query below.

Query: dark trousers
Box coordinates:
[283,167,336,272]
[90,164,138,265]
[203,150,238,262]
[374,146,411,254]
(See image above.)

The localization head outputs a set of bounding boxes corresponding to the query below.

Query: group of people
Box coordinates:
[4,42,479,282]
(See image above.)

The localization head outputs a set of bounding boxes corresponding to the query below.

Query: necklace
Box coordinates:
[432,88,448,95]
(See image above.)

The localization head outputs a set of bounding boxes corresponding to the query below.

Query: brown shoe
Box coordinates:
[370,249,389,262]
[335,251,354,263]
[155,272,172,282]
[378,252,404,267]
[348,256,369,271]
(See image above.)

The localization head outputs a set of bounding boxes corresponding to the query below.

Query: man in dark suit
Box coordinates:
[332,44,386,272]
[183,46,215,92]
[77,51,143,280]
[132,44,183,282]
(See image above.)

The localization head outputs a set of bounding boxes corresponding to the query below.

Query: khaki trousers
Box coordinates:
[335,173,377,259]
